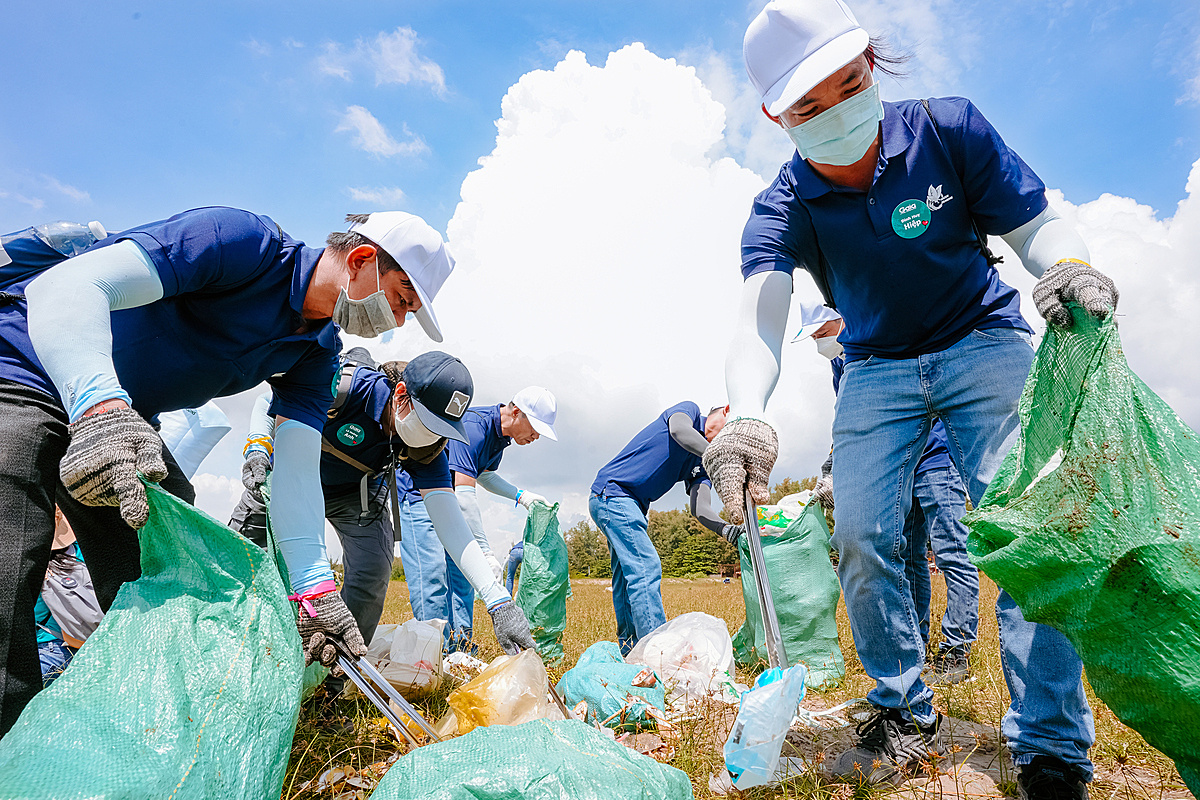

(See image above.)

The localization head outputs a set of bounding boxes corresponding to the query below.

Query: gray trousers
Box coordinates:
[0,379,194,737]
[229,480,394,695]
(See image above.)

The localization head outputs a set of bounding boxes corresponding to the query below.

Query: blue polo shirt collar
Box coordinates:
[292,245,339,349]
[488,403,511,446]
[784,101,914,199]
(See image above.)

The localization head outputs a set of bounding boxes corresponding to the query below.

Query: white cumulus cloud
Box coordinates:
[318,27,446,94]
[335,105,428,158]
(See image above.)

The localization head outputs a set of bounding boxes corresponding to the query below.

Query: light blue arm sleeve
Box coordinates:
[25,239,165,421]
[475,470,520,502]
[422,489,510,608]
[270,419,335,593]
[725,270,791,421]
[999,204,1091,279]
[454,485,494,554]
[244,392,276,460]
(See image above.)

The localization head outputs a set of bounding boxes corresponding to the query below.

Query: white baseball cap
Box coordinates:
[745,0,870,117]
[512,386,558,441]
[791,300,843,342]
[348,212,455,343]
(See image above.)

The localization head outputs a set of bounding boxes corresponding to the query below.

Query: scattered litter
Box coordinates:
[444,650,488,682]
[447,649,564,735]
[627,612,740,708]
[792,696,869,729]
[357,619,446,700]
[724,664,808,790]
[616,732,675,762]
[558,642,665,730]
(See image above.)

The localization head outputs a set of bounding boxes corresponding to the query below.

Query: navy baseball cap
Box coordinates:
[404,351,473,443]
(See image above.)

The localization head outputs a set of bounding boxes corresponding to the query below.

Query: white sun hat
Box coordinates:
[745,0,870,117]
[512,386,558,441]
[791,300,843,342]
[349,212,455,343]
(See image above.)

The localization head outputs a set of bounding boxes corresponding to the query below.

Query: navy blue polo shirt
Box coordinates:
[446,404,510,478]
[831,357,952,474]
[590,401,711,515]
[0,207,340,429]
[321,365,452,500]
[742,97,1040,361]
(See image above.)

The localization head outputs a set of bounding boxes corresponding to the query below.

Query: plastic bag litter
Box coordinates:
[0,483,304,800]
[966,310,1200,794]
[513,502,570,666]
[358,618,446,700]
[724,664,808,790]
[447,649,563,734]
[367,719,694,800]
[626,612,740,707]
[557,642,665,730]
[733,500,844,688]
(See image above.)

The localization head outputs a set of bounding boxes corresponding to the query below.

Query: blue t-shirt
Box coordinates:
[742,97,1041,361]
[446,404,511,478]
[590,401,711,514]
[0,207,339,430]
[321,365,451,500]
[830,356,952,474]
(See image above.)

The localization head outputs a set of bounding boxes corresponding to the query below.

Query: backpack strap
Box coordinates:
[919,99,1004,267]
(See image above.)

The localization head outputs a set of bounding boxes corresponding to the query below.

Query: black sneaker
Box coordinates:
[829,706,946,783]
[1017,756,1089,800]
[926,644,971,685]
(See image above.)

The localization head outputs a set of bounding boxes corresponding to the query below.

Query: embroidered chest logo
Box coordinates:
[926,184,953,211]
[444,391,470,418]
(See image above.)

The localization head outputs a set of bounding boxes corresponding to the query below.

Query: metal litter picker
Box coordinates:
[743,487,788,670]
[334,640,442,747]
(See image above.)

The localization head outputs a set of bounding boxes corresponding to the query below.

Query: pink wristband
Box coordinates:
[288,579,338,618]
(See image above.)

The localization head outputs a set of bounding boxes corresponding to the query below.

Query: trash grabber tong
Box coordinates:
[333,640,442,746]
[743,486,788,670]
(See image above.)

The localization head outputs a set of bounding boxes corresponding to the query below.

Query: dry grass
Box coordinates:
[282,576,1193,799]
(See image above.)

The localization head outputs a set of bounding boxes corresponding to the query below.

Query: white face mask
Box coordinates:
[783,82,884,167]
[395,404,440,448]
[814,335,844,360]
[331,268,397,339]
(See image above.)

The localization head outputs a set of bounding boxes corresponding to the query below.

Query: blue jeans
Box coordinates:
[505,551,522,595]
[902,465,979,650]
[589,494,666,655]
[37,640,74,688]
[396,497,476,652]
[831,328,1094,775]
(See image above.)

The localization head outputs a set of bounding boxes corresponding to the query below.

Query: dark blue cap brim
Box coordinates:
[411,396,469,444]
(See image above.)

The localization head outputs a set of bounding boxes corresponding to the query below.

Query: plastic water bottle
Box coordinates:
[32,220,108,258]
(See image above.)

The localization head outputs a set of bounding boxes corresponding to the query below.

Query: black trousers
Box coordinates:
[0,379,193,736]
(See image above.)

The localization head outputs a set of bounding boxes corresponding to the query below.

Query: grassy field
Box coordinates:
[282,575,1192,799]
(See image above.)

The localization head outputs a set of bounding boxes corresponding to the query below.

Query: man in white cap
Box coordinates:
[396,386,558,651]
[0,207,455,736]
[703,2,1115,795]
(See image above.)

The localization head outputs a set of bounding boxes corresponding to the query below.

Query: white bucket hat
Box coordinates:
[791,300,843,342]
[512,386,558,441]
[349,212,455,343]
[744,0,870,117]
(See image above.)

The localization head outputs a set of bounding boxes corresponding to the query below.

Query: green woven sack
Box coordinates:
[967,309,1200,793]
[368,718,693,799]
[0,483,305,799]
[514,503,569,666]
[732,501,844,688]
[556,641,665,730]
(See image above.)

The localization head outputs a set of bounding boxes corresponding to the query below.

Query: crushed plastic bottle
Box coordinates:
[32,220,107,258]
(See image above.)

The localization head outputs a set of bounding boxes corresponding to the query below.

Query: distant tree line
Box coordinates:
[564,476,817,578]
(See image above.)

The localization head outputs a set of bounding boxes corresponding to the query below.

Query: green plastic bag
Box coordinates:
[733,501,844,688]
[967,310,1200,793]
[514,503,569,666]
[556,641,665,730]
[368,718,693,799]
[0,483,305,799]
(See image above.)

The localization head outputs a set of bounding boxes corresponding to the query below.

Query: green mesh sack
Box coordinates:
[514,503,569,666]
[368,718,693,799]
[556,641,665,730]
[733,501,844,688]
[0,483,305,799]
[966,310,1200,793]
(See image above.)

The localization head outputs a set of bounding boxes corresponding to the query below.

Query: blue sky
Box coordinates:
[3,1,1199,544]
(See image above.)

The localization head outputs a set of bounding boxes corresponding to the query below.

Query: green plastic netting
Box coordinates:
[732,501,844,688]
[514,503,569,666]
[367,718,693,799]
[966,309,1200,793]
[0,482,305,799]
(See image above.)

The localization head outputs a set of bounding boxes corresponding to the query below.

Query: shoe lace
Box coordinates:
[853,708,895,752]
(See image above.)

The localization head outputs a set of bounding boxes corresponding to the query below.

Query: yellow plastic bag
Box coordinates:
[447,650,561,734]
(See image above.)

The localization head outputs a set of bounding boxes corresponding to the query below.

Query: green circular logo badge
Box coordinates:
[337,423,365,446]
[891,199,931,238]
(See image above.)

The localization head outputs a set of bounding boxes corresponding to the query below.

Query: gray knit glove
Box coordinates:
[702,418,778,525]
[813,474,834,511]
[61,407,168,529]
[241,450,271,494]
[1033,259,1118,328]
[296,592,367,668]
[721,523,745,545]
[489,601,536,655]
